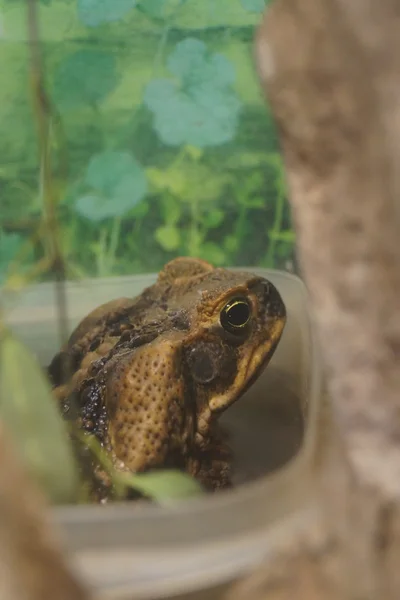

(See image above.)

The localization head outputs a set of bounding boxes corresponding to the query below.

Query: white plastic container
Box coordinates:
[5,268,322,600]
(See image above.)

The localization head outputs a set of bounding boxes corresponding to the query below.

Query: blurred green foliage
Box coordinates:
[0,329,79,504]
[0,0,295,281]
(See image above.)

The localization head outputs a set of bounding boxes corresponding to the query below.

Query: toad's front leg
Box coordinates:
[186,429,233,491]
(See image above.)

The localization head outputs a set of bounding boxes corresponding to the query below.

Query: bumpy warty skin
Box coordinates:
[48,257,286,501]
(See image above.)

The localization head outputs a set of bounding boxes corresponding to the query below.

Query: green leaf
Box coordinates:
[224,234,239,253]
[78,0,137,27]
[245,196,265,209]
[0,332,79,504]
[148,162,231,205]
[225,151,271,169]
[144,82,240,147]
[75,151,148,221]
[200,242,227,265]
[202,209,224,229]
[147,165,187,197]
[81,434,203,502]
[160,195,182,225]
[167,38,235,86]
[131,199,150,218]
[53,50,119,110]
[123,470,204,502]
[155,225,181,250]
[144,38,241,147]
[240,0,267,12]
[185,145,203,161]
[74,195,110,222]
[269,230,296,243]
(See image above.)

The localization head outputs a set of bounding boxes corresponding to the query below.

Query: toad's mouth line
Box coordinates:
[207,315,286,415]
[239,350,271,397]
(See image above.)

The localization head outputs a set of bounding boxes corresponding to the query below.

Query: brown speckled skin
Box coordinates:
[48,258,286,501]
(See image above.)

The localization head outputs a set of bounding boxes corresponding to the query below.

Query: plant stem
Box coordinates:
[152,22,171,75]
[188,198,200,256]
[106,216,122,274]
[96,228,108,277]
[26,0,69,349]
[233,202,248,256]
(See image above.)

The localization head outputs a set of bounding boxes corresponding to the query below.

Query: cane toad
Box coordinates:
[48,257,286,501]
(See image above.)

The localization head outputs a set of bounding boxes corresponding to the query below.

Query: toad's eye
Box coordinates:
[220,297,251,334]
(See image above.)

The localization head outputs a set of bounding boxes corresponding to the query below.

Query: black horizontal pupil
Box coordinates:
[227,302,249,326]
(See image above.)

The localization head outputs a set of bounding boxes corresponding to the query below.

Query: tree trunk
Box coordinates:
[230,1,400,598]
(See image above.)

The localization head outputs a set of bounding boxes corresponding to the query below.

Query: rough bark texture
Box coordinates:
[229,0,400,599]
[229,523,337,600]
[0,423,91,600]
[258,0,400,495]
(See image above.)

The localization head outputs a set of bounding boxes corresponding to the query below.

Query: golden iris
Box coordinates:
[220,297,251,334]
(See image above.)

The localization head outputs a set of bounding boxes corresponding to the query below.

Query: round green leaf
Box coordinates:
[167,38,235,87]
[202,209,224,229]
[75,194,115,222]
[144,38,241,148]
[160,195,182,225]
[53,50,119,109]
[224,235,239,253]
[145,82,240,147]
[155,225,181,251]
[143,79,176,112]
[78,0,137,27]
[200,242,227,265]
[167,37,208,79]
[75,151,148,221]
[0,332,79,504]
[240,0,267,12]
